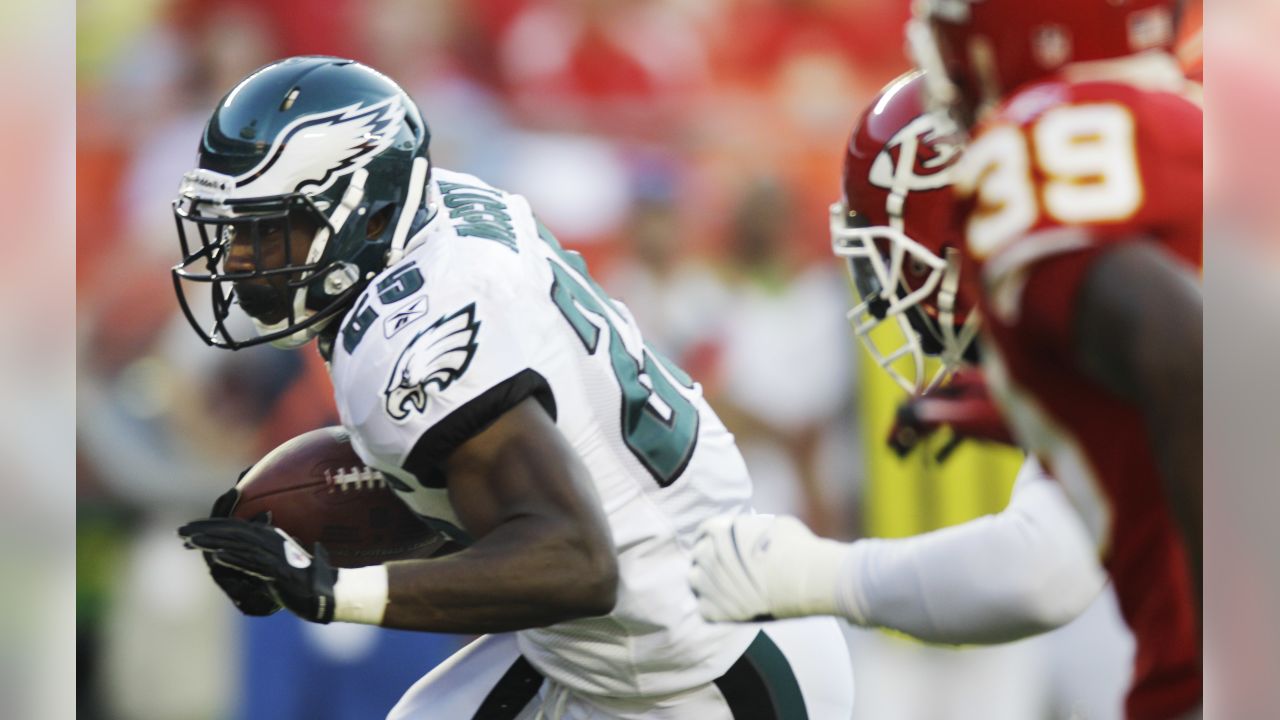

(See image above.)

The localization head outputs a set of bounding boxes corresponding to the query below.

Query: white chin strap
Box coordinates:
[260,319,316,349]
[258,157,431,348]
[385,156,430,267]
[934,247,983,377]
[255,168,370,348]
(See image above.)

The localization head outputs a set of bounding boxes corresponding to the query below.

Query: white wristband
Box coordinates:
[333,565,389,625]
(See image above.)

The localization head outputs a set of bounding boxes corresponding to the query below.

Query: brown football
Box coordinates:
[232,426,438,568]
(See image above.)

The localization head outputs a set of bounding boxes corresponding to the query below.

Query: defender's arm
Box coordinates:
[691,459,1106,643]
[838,463,1106,643]
[1074,240,1202,619]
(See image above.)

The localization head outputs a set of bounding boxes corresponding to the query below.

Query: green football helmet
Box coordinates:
[172,56,432,349]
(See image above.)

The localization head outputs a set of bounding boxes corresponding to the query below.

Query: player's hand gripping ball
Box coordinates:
[180,427,440,619]
[224,426,438,568]
[181,517,340,623]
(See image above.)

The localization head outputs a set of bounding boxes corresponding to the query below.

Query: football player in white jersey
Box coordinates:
[172,56,853,719]
[689,72,1110,649]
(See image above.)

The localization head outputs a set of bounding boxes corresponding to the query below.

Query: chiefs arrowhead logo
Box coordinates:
[869,113,962,194]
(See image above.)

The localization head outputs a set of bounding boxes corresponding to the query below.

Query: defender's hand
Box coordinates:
[689,515,847,622]
[889,369,1017,460]
[180,518,337,624]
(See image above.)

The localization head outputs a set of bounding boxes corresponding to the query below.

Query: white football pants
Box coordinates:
[387,616,853,720]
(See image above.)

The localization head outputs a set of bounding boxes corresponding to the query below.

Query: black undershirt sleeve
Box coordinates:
[402,369,556,489]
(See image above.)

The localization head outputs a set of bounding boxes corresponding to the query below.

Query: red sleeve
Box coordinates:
[1014,243,1109,354]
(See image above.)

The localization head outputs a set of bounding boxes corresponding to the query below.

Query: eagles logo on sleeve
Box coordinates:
[384,304,481,421]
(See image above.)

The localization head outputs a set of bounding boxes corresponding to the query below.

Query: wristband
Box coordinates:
[333,565,389,625]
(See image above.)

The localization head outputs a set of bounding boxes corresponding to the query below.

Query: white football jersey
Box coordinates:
[329,168,758,697]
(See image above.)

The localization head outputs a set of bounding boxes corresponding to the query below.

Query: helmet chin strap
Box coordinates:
[258,156,429,348]
[927,247,982,391]
[258,169,370,348]
[255,316,311,349]
[308,168,369,273]
[385,156,430,267]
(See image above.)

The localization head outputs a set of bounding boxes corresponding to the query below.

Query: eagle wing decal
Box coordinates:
[235,96,405,197]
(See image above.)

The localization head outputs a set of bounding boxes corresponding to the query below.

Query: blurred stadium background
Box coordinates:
[47,0,1275,718]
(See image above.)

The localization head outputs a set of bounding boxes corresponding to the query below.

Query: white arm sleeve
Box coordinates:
[838,457,1107,644]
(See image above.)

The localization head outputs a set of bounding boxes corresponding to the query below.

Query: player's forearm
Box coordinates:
[844,469,1105,643]
[369,516,618,633]
[1075,241,1203,623]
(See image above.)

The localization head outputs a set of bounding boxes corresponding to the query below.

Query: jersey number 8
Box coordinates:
[539,224,700,487]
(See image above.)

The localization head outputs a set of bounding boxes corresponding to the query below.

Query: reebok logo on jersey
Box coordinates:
[384,296,429,339]
[383,304,480,422]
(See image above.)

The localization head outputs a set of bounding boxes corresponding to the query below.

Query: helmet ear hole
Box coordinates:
[365,204,396,240]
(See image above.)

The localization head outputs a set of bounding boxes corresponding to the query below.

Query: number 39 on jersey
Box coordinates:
[957,102,1145,259]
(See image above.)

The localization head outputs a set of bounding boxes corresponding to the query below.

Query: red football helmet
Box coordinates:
[830,71,978,394]
[909,0,1180,126]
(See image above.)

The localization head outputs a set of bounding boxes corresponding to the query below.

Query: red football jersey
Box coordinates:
[954,54,1202,720]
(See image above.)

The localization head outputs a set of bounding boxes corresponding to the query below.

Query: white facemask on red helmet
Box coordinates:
[830,71,979,395]
[908,0,1180,127]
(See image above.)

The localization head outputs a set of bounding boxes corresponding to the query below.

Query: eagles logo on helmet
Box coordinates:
[830,71,979,394]
[171,56,434,350]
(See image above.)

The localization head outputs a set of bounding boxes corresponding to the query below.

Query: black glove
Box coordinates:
[202,483,283,617]
[180,518,338,624]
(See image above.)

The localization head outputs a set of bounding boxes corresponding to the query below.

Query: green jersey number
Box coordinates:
[540,226,698,487]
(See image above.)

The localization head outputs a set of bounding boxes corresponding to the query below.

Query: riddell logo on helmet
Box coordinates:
[868,114,962,194]
[179,169,235,200]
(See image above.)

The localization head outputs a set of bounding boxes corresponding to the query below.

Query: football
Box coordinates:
[232,426,439,568]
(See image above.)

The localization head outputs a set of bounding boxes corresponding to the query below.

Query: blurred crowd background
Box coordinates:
[77,2,902,717]
[54,0,1279,719]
